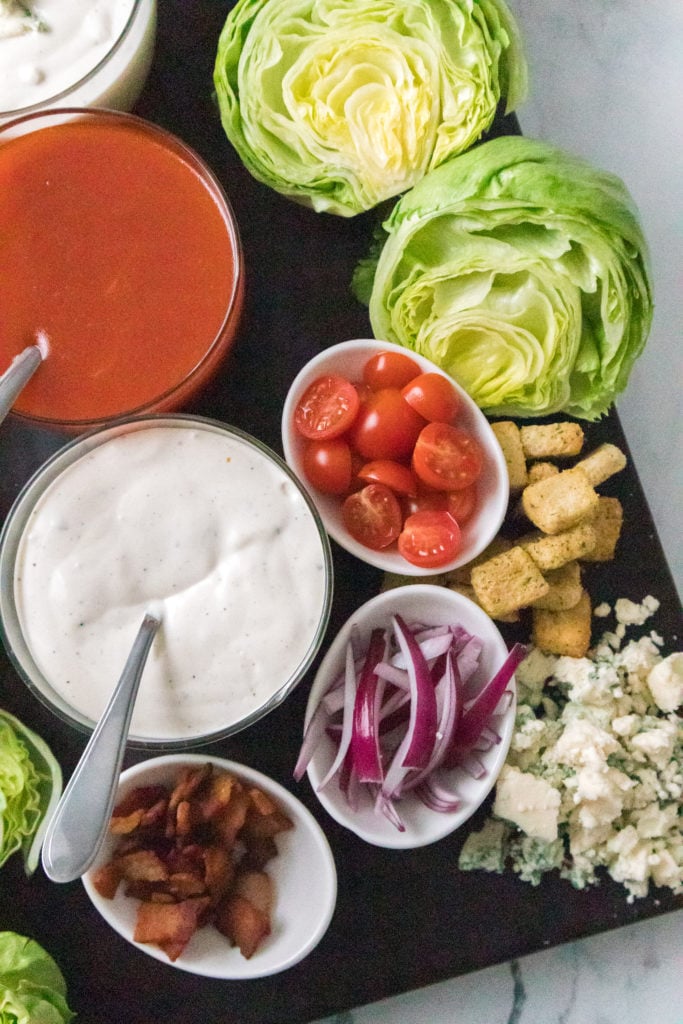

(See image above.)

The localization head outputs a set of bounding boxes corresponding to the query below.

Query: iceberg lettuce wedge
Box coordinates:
[0,932,74,1024]
[0,710,61,875]
[355,136,653,419]
[214,0,527,216]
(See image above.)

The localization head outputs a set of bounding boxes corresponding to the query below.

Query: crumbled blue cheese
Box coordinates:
[458,597,682,900]
[493,765,561,842]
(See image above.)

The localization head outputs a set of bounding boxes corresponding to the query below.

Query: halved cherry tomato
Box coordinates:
[293,374,359,440]
[349,388,426,460]
[362,350,421,390]
[342,483,402,550]
[401,372,461,423]
[358,459,418,497]
[398,511,462,568]
[447,483,478,524]
[412,422,484,491]
[302,438,352,495]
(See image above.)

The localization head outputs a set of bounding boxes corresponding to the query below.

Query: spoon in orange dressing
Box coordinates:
[0,332,49,424]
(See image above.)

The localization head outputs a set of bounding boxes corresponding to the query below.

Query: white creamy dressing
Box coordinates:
[0,0,154,115]
[14,424,330,741]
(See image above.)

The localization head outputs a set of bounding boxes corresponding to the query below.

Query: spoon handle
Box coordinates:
[0,346,43,424]
[41,613,160,884]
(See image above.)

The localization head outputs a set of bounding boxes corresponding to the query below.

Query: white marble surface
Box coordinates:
[317,3,683,1021]
[512,0,683,602]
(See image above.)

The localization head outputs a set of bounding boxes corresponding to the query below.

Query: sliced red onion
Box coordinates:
[351,628,388,784]
[414,776,462,813]
[444,643,526,767]
[401,650,460,792]
[392,614,438,770]
[318,641,358,790]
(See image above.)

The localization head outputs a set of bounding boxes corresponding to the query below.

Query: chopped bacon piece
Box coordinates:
[215,895,271,960]
[134,897,211,961]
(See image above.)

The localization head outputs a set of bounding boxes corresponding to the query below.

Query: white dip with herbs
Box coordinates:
[13,423,330,740]
[0,0,153,115]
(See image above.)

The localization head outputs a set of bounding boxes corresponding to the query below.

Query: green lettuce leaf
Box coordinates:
[0,932,74,1024]
[0,711,61,875]
[214,0,527,216]
[356,135,653,419]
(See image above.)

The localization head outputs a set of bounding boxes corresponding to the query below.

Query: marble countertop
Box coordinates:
[317,3,683,1021]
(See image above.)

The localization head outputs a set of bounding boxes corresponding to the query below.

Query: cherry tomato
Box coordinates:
[302,438,352,495]
[293,374,359,440]
[342,483,402,550]
[447,483,478,524]
[412,422,484,491]
[357,459,418,497]
[398,511,462,568]
[401,372,461,423]
[362,350,421,390]
[402,482,449,517]
[349,388,426,460]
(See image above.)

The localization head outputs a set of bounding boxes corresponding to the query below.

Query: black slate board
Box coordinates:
[0,4,681,1022]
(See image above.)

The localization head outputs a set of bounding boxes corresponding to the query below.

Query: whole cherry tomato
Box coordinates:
[362,350,421,390]
[302,438,353,494]
[401,372,461,423]
[349,388,425,460]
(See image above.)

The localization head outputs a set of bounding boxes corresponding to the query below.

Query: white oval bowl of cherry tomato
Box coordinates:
[281,339,509,575]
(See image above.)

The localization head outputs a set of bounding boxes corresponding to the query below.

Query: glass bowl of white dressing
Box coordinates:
[0,0,157,125]
[0,415,334,748]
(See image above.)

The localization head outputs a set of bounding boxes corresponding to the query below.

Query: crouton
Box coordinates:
[581,496,623,562]
[526,461,560,484]
[531,561,583,611]
[520,422,585,459]
[575,443,627,486]
[444,535,513,586]
[445,580,520,623]
[532,590,592,658]
[470,546,549,618]
[491,420,527,490]
[521,466,599,534]
[519,521,597,571]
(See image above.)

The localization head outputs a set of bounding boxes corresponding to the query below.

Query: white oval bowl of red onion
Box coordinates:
[281,339,509,576]
[296,585,523,849]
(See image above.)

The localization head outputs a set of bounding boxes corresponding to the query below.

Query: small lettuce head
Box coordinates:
[0,710,61,875]
[0,932,74,1024]
[355,136,653,419]
[213,0,527,216]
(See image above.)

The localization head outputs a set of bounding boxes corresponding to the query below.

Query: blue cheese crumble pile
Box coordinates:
[458,596,682,900]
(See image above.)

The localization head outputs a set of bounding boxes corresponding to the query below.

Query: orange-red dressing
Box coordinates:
[0,118,240,424]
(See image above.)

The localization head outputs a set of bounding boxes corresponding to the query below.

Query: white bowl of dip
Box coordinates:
[0,0,156,124]
[0,415,333,747]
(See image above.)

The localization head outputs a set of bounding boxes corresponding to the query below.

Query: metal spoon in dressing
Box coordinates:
[0,333,49,424]
[41,612,160,884]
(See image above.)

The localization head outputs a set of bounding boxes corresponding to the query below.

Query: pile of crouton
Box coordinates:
[383,420,627,659]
